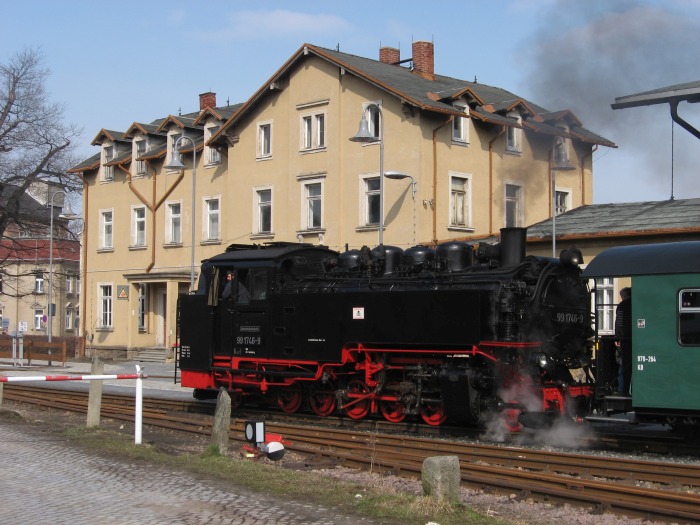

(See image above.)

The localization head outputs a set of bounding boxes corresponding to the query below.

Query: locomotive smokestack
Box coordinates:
[500,227,527,267]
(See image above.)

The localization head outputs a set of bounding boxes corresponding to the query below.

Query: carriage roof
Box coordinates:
[582,241,700,278]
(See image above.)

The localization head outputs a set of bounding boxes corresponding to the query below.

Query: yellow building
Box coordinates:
[70,41,614,358]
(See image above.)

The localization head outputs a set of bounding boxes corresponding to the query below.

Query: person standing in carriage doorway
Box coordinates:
[615,287,632,395]
[222,270,250,303]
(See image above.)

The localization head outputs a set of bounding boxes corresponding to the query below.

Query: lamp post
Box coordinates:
[350,102,385,245]
[165,135,197,293]
[551,136,575,257]
[48,191,79,342]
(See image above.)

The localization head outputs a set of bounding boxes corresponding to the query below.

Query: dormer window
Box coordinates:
[135,139,147,175]
[205,125,221,165]
[452,103,469,144]
[103,145,114,181]
[506,112,522,154]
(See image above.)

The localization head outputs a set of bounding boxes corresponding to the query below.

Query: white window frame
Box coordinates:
[99,209,114,250]
[34,308,44,331]
[254,187,273,235]
[360,174,380,227]
[365,104,382,140]
[506,113,522,153]
[590,277,615,335]
[131,205,147,247]
[102,145,114,181]
[448,172,472,228]
[134,139,147,175]
[165,201,182,245]
[34,273,44,294]
[97,283,113,329]
[203,196,221,241]
[65,305,74,331]
[452,103,470,144]
[257,121,272,159]
[205,125,221,165]
[301,178,324,231]
[504,183,523,227]
[300,111,326,151]
[555,188,571,216]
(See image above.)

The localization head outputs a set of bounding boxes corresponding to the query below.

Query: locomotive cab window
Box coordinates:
[679,289,700,345]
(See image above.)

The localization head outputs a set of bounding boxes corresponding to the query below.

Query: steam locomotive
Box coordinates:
[177,227,594,428]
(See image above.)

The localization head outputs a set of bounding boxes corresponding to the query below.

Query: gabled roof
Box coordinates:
[123,122,165,140]
[193,103,244,126]
[155,114,200,133]
[91,129,127,146]
[212,43,614,148]
[527,198,700,241]
[68,153,100,174]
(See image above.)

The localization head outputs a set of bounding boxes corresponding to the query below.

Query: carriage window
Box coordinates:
[679,289,700,345]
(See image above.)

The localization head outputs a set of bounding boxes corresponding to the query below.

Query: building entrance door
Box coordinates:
[155,287,167,348]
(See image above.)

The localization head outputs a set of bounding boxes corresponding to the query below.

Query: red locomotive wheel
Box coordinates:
[343,380,371,420]
[503,405,523,433]
[379,399,406,423]
[419,401,447,426]
[308,388,337,417]
[276,388,303,413]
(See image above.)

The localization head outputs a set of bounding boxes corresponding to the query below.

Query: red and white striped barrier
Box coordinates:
[0,373,142,382]
[0,365,147,445]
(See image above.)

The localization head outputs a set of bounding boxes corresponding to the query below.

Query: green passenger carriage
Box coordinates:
[583,241,700,427]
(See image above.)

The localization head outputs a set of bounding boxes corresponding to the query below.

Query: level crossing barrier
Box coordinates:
[0,365,147,444]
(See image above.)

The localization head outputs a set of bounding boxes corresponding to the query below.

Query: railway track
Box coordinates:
[3,384,700,523]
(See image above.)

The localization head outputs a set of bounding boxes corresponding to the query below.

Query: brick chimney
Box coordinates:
[379,46,400,65]
[412,40,434,78]
[199,92,217,111]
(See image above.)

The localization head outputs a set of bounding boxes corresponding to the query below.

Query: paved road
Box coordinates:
[0,359,378,525]
[0,417,376,525]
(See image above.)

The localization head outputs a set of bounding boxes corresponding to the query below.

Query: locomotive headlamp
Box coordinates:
[537,353,549,368]
[559,247,584,268]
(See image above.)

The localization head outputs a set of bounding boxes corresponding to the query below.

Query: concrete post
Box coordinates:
[210,388,232,454]
[422,455,461,502]
[86,357,104,428]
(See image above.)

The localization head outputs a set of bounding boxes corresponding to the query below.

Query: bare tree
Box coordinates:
[0,48,82,241]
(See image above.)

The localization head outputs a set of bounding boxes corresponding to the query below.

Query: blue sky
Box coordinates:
[2,0,699,203]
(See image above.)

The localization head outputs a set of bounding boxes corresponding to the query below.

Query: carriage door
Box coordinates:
[232,267,270,359]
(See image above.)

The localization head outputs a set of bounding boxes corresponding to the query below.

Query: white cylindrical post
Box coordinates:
[135,365,143,445]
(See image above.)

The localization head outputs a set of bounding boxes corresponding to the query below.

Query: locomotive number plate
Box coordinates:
[554,312,585,324]
[236,336,263,345]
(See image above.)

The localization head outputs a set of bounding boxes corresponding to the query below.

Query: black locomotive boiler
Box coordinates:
[177,227,594,428]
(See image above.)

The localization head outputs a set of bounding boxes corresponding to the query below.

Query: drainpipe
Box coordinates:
[76,173,88,357]
[432,117,453,244]
[488,127,506,236]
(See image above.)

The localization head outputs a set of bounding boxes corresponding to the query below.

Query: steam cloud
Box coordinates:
[519,0,700,202]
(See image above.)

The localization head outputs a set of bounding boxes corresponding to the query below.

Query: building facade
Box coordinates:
[69,41,614,357]
[0,184,81,339]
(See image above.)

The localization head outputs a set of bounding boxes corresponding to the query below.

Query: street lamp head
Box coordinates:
[552,136,576,171]
[384,171,417,198]
[58,200,80,221]
[349,114,379,143]
[164,151,186,170]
